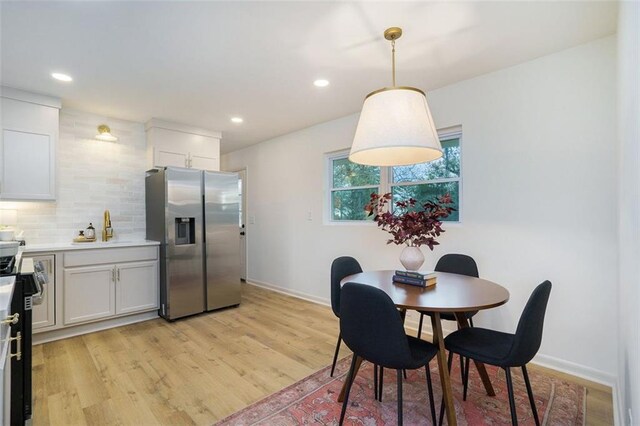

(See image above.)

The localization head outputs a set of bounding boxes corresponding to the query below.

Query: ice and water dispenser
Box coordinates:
[175,217,196,245]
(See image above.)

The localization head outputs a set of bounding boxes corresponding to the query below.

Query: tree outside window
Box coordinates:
[328,130,462,222]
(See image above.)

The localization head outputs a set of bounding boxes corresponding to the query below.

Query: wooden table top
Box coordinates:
[340,270,510,312]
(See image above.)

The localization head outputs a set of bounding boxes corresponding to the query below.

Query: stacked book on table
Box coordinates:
[392,270,437,287]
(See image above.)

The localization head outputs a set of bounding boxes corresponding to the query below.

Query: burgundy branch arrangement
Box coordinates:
[364,192,455,250]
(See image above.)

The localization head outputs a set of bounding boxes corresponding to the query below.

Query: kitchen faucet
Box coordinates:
[102,210,114,241]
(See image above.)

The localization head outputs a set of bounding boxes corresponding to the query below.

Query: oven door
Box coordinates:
[10,273,35,425]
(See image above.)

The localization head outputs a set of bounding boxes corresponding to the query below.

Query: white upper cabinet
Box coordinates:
[0,87,60,201]
[146,119,221,171]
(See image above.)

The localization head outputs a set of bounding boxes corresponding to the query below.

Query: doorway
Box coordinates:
[236,168,247,281]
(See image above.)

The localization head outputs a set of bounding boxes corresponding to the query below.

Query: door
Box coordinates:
[204,171,241,310]
[116,261,159,315]
[165,167,205,319]
[155,148,188,168]
[28,255,55,330]
[237,169,247,281]
[1,129,55,200]
[189,154,219,171]
[63,265,115,325]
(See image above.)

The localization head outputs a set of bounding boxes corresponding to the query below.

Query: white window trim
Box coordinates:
[324,126,463,225]
[325,150,380,225]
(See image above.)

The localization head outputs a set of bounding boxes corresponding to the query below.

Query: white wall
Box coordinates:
[0,109,147,243]
[223,36,618,383]
[617,1,639,424]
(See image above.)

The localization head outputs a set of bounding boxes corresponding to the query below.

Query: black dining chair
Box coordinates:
[443,281,552,426]
[330,256,363,377]
[339,282,438,426]
[416,253,479,399]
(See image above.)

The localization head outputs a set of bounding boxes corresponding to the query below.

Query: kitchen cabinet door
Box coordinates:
[63,265,115,325]
[189,154,219,171]
[146,121,220,171]
[0,129,55,200]
[28,255,56,331]
[0,95,58,201]
[115,261,158,315]
[154,148,188,168]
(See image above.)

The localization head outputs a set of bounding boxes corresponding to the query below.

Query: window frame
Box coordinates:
[388,127,463,223]
[325,150,384,224]
[325,126,462,225]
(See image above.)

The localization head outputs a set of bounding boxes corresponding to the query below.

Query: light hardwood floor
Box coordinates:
[33,283,613,425]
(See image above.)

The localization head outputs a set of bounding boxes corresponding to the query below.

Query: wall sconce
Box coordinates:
[95,124,118,142]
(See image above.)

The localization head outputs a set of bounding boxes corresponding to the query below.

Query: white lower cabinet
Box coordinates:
[64,265,116,325]
[61,246,159,327]
[116,261,158,315]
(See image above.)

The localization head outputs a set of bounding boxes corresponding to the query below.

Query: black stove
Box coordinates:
[3,250,45,425]
[0,255,16,275]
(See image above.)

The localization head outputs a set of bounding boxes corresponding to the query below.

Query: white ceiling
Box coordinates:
[1,1,617,154]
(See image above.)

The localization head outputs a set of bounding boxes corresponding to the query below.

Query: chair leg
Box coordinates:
[339,354,358,426]
[403,369,407,379]
[425,364,437,426]
[373,364,379,401]
[504,367,518,426]
[469,317,474,327]
[396,369,404,426]
[522,365,540,426]
[418,313,424,338]
[438,351,454,426]
[379,366,384,402]
[331,332,342,377]
[463,357,471,401]
[459,354,465,386]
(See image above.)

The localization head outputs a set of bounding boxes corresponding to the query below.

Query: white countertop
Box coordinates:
[23,240,160,253]
[0,276,15,322]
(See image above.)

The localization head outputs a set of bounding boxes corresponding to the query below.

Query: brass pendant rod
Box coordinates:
[391,39,396,87]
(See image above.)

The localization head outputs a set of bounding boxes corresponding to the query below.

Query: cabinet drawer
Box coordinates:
[64,246,158,267]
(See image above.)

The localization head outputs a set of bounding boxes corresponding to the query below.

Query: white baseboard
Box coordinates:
[246,279,331,307]
[33,311,159,345]
[531,353,616,387]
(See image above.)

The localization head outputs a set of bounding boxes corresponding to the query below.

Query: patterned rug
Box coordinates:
[216,355,585,425]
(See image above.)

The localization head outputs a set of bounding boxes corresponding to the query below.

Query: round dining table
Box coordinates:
[339,270,510,426]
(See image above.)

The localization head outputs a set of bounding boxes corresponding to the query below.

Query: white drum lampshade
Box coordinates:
[349,27,443,167]
[349,87,442,166]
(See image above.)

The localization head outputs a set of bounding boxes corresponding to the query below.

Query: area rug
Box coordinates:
[216,355,585,425]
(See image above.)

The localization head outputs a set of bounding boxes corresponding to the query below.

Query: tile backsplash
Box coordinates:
[0,109,148,244]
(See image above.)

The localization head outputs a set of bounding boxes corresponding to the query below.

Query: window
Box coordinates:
[329,155,380,221]
[390,136,461,222]
[327,128,462,223]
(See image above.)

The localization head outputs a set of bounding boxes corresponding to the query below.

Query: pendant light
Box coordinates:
[349,27,442,166]
[95,124,118,142]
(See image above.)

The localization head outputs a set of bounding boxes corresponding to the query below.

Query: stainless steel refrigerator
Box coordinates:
[145,167,241,320]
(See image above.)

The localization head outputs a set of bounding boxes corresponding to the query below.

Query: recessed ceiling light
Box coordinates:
[51,72,73,82]
[314,79,330,88]
[231,117,244,124]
